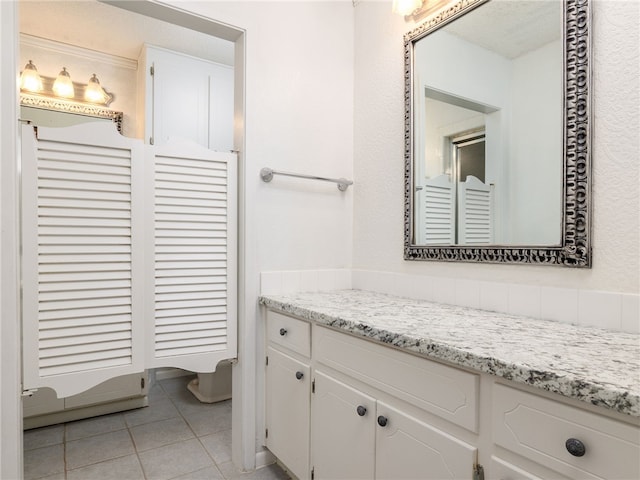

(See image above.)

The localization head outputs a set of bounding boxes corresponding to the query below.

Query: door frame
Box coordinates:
[1,1,253,476]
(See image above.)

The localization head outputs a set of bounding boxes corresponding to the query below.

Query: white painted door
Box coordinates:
[144,45,233,151]
[311,370,375,480]
[144,139,237,372]
[458,175,493,244]
[375,401,477,480]
[265,346,310,480]
[21,124,237,398]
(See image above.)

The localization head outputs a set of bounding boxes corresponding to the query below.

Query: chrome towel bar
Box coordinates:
[260,167,353,191]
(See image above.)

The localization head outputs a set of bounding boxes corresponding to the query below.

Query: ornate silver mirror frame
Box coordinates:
[404,0,592,267]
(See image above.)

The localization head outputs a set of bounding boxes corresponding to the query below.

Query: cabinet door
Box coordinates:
[375,401,477,480]
[265,346,310,479]
[312,371,375,479]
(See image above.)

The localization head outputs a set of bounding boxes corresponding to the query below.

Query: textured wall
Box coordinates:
[353,0,639,294]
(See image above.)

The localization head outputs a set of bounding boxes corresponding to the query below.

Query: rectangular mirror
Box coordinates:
[404,0,591,267]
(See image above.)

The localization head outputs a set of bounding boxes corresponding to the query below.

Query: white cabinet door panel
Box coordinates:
[312,370,375,480]
[375,401,476,480]
[265,346,310,479]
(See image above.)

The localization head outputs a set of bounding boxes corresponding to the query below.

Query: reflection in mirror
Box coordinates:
[413,0,561,246]
[404,0,592,267]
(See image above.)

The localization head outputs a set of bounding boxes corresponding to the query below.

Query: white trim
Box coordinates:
[255,449,277,469]
[1,1,23,478]
[19,33,138,70]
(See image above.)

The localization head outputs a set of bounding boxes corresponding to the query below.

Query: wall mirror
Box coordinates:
[404,0,591,267]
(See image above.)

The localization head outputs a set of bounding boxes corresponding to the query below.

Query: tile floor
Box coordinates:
[23,375,290,480]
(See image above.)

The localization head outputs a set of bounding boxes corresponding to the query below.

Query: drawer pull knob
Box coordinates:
[279,328,287,336]
[295,371,304,380]
[377,415,388,427]
[565,438,586,457]
[356,405,367,417]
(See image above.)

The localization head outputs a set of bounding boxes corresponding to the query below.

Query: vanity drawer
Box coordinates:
[313,325,478,432]
[492,383,640,480]
[266,310,311,358]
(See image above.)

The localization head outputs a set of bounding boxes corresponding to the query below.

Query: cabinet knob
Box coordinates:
[295,371,304,380]
[377,415,388,427]
[565,438,586,457]
[279,328,287,336]
[356,405,367,417]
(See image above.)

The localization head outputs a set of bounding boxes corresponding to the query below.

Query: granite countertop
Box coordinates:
[259,289,640,418]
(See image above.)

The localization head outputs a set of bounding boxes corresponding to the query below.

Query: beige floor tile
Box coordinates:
[23,444,64,480]
[170,465,225,479]
[217,462,291,480]
[124,397,180,427]
[138,438,214,480]
[67,454,145,480]
[130,416,194,452]
[23,424,64,451]
[199,429,232,465]
[183,401,232,437]
[66,412,126,441]
[65,428,135,470]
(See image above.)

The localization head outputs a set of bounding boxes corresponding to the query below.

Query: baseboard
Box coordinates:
[153,367,193,381]
[255,448,276,469]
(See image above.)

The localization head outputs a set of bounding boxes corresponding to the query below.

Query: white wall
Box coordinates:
[353,1,639,297]
[165,0,354,469]
[509,40,563,245]
[1,2,23,478]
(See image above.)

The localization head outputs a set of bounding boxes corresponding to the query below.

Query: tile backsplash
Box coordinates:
[259,269,639,334]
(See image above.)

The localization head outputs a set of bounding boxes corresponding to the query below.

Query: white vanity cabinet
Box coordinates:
[261,293,640,480]
[137,45,233,151]
[492,383,640,480]
[311,326,478,480]
[312,371,477,480]
[265,312,312,479]
[264,310,478,480]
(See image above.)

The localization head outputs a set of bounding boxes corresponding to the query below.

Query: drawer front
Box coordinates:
[493,383,640,480]
[267,310,311,357]
[313,325,479,432]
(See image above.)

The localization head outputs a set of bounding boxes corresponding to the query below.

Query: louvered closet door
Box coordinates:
[422,174,455,244]
[145,140,237,372]
[21,123,145,398]
[458,175,493,245]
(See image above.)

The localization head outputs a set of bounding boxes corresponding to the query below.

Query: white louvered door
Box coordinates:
[421,174,455,244]
[458,175,493,245]
[145,140,237,372]
[21,125,237,398]
[21,123,145,398]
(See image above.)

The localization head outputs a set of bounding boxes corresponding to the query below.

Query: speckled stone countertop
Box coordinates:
[259,289,640,418]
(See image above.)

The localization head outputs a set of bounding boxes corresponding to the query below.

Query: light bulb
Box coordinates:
[84,74,106,104]
[20,60,43,93]
[52,67,74,98]
[392,0,423,16]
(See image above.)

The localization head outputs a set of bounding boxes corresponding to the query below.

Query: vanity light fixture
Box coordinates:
[392,0,423,16]
[84,74,107,104]
[19,63,114,107]
[19,60,43,93]
[52,67,74,98]
[393,0,450,20]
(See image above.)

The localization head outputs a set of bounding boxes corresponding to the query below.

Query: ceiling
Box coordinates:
[443,0,561,59]
[19,1,234,66]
